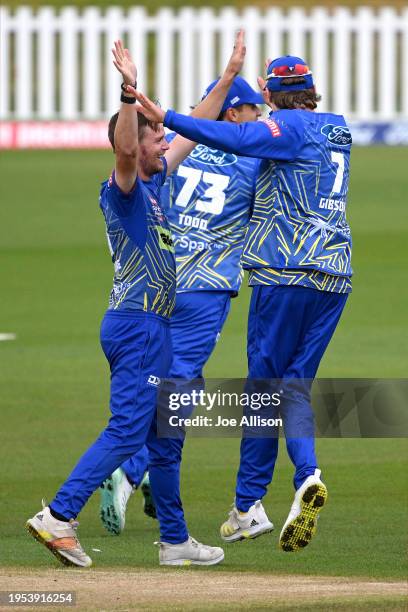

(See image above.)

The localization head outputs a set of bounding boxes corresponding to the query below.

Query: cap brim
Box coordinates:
[229,92,264,108]
[252,93,265,105]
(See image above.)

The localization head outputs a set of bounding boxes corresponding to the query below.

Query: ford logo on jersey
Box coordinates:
[321,124,352,146]
[190,144,238,166]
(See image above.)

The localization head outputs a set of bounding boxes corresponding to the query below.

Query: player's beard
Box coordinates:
[151,156,165,175]
[139,151,164,177]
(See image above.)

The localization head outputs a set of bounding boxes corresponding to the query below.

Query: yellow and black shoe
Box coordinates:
[279,469,327,552]
[220,500,274,543]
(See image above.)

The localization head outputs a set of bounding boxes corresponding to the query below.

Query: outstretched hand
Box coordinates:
[257,76,270,105]
[258,57,272,105]
[125,86,166,123]
[223,29,246,78]
[112,40,137,86]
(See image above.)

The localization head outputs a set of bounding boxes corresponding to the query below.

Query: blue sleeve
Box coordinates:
[165,131,177,144]
[105,172,147,249]
[106,171,145,218]
[164,110,302,161]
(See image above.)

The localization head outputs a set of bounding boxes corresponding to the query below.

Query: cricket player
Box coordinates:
[26,35,246,567]
[99,76,263,534]
[131,55,352,552]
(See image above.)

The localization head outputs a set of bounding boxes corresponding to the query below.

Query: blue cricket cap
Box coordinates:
[201,76,264,112]
[266,56,314,92]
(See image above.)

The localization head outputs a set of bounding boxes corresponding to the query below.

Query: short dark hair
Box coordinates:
[108,112,161,151]
[269,77,321,111]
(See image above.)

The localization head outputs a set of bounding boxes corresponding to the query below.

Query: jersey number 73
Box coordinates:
[175,165,230,215]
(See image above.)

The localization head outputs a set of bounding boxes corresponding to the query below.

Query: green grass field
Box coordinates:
[0,149,407,605]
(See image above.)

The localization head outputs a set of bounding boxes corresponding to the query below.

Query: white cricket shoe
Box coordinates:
[279,468,328,552]
[26,503,92,567]
[156,536,224,566]
[220,500,274,542]
[99,467,134,535]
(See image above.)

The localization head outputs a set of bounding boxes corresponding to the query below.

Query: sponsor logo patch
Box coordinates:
[149,196,165,222]
[190,144,237,167]
[179,235,224,253]
[156,226,175,252]
[262,118,282,138]
[321,124,352,146]
[147,375,161,386]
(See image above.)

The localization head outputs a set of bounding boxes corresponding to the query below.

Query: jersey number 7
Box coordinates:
[331,152,345,194]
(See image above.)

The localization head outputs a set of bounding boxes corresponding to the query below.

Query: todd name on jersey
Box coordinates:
[162,134,260,292]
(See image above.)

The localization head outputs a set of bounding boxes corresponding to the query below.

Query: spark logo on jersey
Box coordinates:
[179,235,225,253]
[321,124,352,146]
[190,144,237,167]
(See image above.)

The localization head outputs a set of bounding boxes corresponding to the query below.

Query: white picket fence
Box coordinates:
[1,5,407,121]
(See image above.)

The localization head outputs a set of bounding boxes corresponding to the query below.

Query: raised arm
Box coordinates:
[131,90,302,162]
[165,111,302,160]
[111,40,139,193]
[164,29,246,175]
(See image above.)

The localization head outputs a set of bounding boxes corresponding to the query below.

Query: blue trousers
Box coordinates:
[121,291,231,486]
[236,284,348,512]
[50,310,188,544]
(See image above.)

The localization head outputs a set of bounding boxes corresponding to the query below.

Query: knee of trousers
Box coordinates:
[148,455,182,470]
[97,424,148,454]
[148,439,183,467]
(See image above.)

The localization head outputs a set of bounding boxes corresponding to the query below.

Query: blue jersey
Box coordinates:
[162,133,259,292]
[164,109,353,293]
[99,160,176,318]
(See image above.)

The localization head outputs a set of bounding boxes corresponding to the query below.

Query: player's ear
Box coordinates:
[225,107,239,123]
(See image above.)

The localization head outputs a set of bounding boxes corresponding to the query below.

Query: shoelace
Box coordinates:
[42,498,80,532]
[154,537,201,548]
[42,498,81,543]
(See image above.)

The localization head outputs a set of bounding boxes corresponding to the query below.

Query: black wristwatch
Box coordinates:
[120,81,137,104]
[121,81,137,92]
